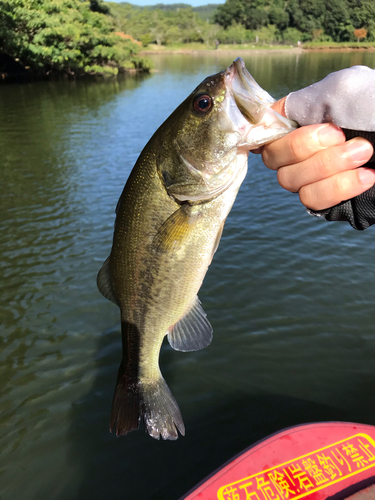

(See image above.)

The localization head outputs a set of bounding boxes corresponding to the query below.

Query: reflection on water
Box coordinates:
[1,51,375,500]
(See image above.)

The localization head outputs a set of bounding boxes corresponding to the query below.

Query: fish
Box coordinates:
[97,57,296,440]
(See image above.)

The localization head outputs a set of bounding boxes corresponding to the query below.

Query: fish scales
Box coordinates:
[98,57,296,440]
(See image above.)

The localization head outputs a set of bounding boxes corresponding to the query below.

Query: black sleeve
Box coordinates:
[308,130,375,231]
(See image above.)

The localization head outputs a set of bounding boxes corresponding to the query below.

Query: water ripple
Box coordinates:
[1,53,375,500]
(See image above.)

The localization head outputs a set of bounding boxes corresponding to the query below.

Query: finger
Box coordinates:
[277,137,374,193]
[270,97,287,117]
[299,167,375,211]
[262,123,346,171]
[251,98,287,155]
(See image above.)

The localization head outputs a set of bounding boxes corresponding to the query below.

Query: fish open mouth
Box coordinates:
[218,57,297,149]
[226,57,276,125]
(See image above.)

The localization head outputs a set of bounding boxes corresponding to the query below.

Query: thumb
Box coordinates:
[251,96,288,154]
[271,96,287,117]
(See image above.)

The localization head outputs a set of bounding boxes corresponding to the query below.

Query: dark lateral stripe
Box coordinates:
[110,321,141,435]
[121,320,140,382]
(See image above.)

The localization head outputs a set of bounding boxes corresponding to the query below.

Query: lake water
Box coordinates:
[1,50,375,500]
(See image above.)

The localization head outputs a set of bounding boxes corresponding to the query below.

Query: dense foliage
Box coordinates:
[107,2,222,46]
[106,0,373,47]
[0,0,151,78]
[214,0,375,42]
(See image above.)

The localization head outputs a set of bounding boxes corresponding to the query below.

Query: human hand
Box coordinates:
[255,97,375,211]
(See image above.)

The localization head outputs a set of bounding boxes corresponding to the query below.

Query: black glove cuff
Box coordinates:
[307,129,375,231]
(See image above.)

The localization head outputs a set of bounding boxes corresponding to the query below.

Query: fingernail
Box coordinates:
[346,138,374,162]
[317,124,345,147]
[358,168,375,186]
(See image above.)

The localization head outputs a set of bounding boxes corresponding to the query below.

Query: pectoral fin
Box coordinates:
[152,204,200,253]
[168,296,213,352]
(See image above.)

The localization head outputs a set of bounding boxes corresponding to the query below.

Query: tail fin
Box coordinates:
[110,368,185,440]
[140,377,185,440]
[110,361,140,436]
[110,320,185,440]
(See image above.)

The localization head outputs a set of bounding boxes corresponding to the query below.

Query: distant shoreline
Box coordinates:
[140,46,375,56]
[303,47,375,53]
[140,47,303,55]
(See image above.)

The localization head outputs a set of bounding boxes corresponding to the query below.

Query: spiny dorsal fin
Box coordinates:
[97,256,117,304]
[168,296,213,352]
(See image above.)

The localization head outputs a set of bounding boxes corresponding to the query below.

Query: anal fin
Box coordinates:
[168,296,213,352]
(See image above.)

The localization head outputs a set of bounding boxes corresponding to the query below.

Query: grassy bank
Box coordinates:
[141,42,300,54]
[303,42,375,49]
[140,41,375,55]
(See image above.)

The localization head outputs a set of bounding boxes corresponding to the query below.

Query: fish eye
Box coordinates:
[193,94,212,113]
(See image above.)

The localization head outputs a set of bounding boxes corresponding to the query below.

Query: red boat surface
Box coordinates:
[182,422,375,500]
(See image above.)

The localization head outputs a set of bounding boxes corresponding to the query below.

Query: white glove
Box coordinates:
[285,66,375,132]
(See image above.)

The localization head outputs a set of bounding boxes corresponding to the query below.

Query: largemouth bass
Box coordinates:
[97,57,296,440]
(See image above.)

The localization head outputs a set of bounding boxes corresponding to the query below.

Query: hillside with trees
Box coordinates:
[106,0,374,47]
[107,2,221,46]
[214,0,374,42]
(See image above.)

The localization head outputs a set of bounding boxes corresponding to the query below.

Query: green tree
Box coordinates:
[349,0,375,41]
[106,2,134,34]
[322,0,352,41]
[193,4,221,23]
[140,33,152,47]
[200,23,222,45]
[286,0,326,36]
[0,0,150,78]
[254,24,277,43]
[217,22,253,43]
[268,6,289,31]
[214,0,246,29]
[107,3,208,46]
[214,0,269,30]
[89,0,109,14]
[149,12,169,45]
[282,26,303,43]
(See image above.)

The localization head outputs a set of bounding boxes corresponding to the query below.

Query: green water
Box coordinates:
[1,51,375,500]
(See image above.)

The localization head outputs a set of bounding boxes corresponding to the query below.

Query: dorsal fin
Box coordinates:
[97,257,117,304]
[168,296,213,352]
